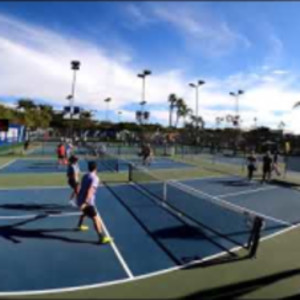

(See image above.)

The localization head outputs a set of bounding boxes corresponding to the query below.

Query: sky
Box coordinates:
[1,1,300,132]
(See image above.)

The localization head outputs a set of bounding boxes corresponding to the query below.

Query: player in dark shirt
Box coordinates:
[247,150,257,181]
[262,151,273,183]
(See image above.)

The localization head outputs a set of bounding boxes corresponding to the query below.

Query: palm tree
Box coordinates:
[17,99,36,111]
[190,114,205,129]
[168,94,177,128]
[136,111,143,124]
[293,101,300,108]
[278,121,285,131]
[175,98,191,128]
[216,117,224,128]
[180,105,192,127]
[174,97,184,128]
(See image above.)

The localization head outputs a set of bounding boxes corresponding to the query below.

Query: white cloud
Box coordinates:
[150,3,251,57]
[125,3,153,27]
[0,13,300,134]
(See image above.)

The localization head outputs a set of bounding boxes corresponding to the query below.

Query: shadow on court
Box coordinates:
[181,269,300,300]
[215,179,256,187]
[0,203,74,214]
[0,215,98,245]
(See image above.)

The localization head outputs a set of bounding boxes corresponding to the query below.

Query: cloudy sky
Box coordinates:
[1,1,300,132]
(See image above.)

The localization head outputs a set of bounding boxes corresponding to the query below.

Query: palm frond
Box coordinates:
[293,101,300,109]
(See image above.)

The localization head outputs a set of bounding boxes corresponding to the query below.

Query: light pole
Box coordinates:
[104,97,111,121]
[137,70,151,125]
[137,70,151,103]
[118,111,122,123]
[69,60,80,139]
[189,80,205,127]
[140,100,146,113]
[254,117,257,129]
[229,89,244,128]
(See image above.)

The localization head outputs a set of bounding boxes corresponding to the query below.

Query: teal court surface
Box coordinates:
[0,174,299,296]
[0,157,193,174]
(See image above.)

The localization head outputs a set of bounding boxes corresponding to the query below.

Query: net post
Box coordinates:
[116,159,119,172]
[246,215,264,258]
[163,182,167,202]
[128,163,133,182]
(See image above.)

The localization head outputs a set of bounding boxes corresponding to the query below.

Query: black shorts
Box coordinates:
[68,179,79,190]
[58,154,65,159]
[82,205,98,218]
[263,167,271,173]
[248,165,256,172]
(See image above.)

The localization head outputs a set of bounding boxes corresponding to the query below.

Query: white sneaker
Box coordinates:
[69,199,77,207]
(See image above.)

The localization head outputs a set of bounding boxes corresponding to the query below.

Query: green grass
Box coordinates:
[1,154,300,299]
[18,226,300,299]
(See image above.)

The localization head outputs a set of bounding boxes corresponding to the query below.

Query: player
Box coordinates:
[261,151,273,183]
[67,155,80,206]
[272,150,281,176]
[140,143,153,166]
[76,161,113,244]
[56,143,66,167]
[246,150,257,181]
[65,139,74,159]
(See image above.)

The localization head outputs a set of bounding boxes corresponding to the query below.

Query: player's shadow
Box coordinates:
[152,225,247,259]
[216,179,256,187]
[0,215,98,245]
[181,268,300,299]
[0,203,75,214]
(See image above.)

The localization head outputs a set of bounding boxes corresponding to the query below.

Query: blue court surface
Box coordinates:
[0,175,298,295]
[0,157,193,174]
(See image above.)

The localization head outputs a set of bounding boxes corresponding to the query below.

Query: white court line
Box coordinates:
[98,211,134,280]
[0,219,298,297]
[171,180,291,226]
[0,174,295,296]
[0,203,134,280]
[0,159,17,170]
[216,186,278,198]
[0,182,129,191]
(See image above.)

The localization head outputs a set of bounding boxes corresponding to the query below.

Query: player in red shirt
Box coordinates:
[57,143,66,167]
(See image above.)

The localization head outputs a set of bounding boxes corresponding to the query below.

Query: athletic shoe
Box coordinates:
[99,236,113,244]
[77,225,89,231]
[69,199,77,207]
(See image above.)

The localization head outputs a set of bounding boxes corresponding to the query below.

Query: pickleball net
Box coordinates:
[129,163,265,253]
[83,143,119,172]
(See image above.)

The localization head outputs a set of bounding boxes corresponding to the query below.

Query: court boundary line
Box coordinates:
[0,221,298,297]
[216,186,278,198]
[0,210,134,280]
[0,159,17,170]
[98,211,134,280]
[0,174,230,191]
[0,175,296,295]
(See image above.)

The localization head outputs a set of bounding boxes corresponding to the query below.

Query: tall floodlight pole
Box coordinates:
[69,60,80,139]
[118,111,122,123]
[137,69,151,124]
[189,79,205,127]
[229,89,244,129]
[104,97,112,121]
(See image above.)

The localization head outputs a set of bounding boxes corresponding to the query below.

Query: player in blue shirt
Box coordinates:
[76,161,112,244]
[67,155,80,206]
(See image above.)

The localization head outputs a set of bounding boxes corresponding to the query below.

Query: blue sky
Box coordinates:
[0,1,300,132]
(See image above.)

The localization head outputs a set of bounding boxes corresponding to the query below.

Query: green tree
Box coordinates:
[168,94,177,128]
[17,99,36,111]
[175,98,191,128]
